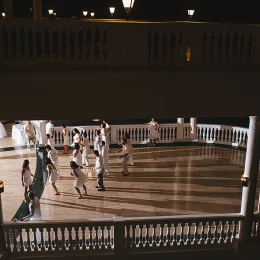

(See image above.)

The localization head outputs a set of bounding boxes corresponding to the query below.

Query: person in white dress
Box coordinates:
[23,121,37,150]
[93,150,105,191]
[60,123,69,154]
[81,130,90,167]
[46,134,55,150]
[124,133,134,166]
[21,159,35,202]
[70,143,83,168]
[0,122,8,138]
[46,145,60,177]
[118,138,129,176]
[72,128,82,152]
[70,161,88,199]
[93,129,101,155]
[103,119,111,150]
[46,120,55,138]
[45,158,59,195]
[147,118,160,146]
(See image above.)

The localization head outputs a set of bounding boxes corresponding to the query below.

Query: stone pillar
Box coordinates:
[190,117,197,139]
[0,185,6,250]
[3,0,14,19]
[33,0,42,20]
[176,118,184,140]
[39,120,47,147]
[239,116,260,242]
[113,217,125,255]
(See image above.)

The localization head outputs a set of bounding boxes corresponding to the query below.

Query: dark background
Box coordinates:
[0,0,259,23]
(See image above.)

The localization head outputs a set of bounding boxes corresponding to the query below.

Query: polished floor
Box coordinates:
[0,122,259,221]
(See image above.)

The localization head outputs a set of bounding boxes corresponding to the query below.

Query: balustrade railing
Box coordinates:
[5,213,260,256]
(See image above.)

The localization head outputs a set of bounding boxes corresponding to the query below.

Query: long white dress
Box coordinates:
[82,138,90,166]
[94,135,101,154]
[149,122,160,139]
[62,128,69,146]
[23,169,33,187]
[0,122,7,138]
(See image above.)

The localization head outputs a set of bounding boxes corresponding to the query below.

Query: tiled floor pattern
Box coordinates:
[0,122,259,222]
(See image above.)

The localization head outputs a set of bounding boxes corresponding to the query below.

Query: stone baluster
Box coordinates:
[107,225,111,249]
[166,223,171,247]
[75,226,79,250]
[225,221,231,243]
[132,224,136,248]
[173,223,177,246]
[60,227,66,250]
[213,222,218,244]
[25,228,31,252]
[31,227,37,251]
[89,226,93,250]
[206,223,211,244]
[40,227,44,251]
[145,224,150,247]
[138,224,143,248]
[101,226,105,250]
[53,227,59,251]
[179,223,184,246]
[200,222,205,244]
[19,228,24,252]
[68,227,73,250]
[159,223,164,247]
[193,222,198,245]
[47,227,52,251]
[186,222,192,246]
[81,226,86,250]
[152,224,156,247]
[231,221,237,242]
[219,221,224,244]
[125,224,130,248]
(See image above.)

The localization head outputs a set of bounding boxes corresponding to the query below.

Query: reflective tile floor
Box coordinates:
[0,122,259,221]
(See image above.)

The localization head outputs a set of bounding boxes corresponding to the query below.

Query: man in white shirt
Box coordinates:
[118,138,129,176]
[46,134,55,150]
[46,145,60,177]
[45,120,54,138]
[100,141,109,175]
[103,119,111,150]
[93,150,105,191]
[23,120,37,150]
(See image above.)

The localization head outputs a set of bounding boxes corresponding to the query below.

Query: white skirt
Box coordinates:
[24,176,32,187]
[74,172,88,188]
[0,122,7,139]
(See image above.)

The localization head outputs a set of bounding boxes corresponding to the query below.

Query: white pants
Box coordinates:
[26,136,36,149]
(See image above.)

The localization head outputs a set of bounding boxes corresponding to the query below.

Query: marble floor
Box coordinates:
[0,122,259,222]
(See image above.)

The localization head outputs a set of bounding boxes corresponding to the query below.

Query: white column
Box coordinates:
[3,0,14,19]
[39,120,47,147]
[239,116,260,242]
[190,117,197,139]
[0,188,6,250]
[176,118,184,140]
[33,0,42,20]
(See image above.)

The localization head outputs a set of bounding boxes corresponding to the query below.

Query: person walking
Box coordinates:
[23,120,37,150]
[70,161,88,199]
[60,123,69,154]
[81,130,90,167]
[46,145,60,177]
[21,159,35,202]
[93,150,105,191]
[124,133,134,166]
[100,141,109,175]
[118,138,129,176]
[46,120,55,138]
[45,158,59,195]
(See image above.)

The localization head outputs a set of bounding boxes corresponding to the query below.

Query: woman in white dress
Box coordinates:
[70,161,88,199]
[81,130,90,167]
[72,128,82,153]
[94,129,101,155]
[45,158,59,195]
[60,123,69,154]
[0,122,8,138]
[70,143,83,168]
[147,118,160,146]
[124,133,134,165]
[21,159,35,202]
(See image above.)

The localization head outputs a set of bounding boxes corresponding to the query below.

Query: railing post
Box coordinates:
[113,217,125,255]
[3,0,14,19]
[190,118,197,140]
[110,126,117,145]
[239,116,260,242]
[176,118,184,140]
[33,0,42,20]
[0,192,6,250]
[38,120,47,147]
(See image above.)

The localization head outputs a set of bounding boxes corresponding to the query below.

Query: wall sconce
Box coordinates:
[48,9,54,15]
[83,11,88,17]
[1,13,5,18]
[187,9,195,20]
[122,0,135,21]
[109,7,115,18]
[241,175,249,187]
[90,12,95,18]
[0,180,4,193]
